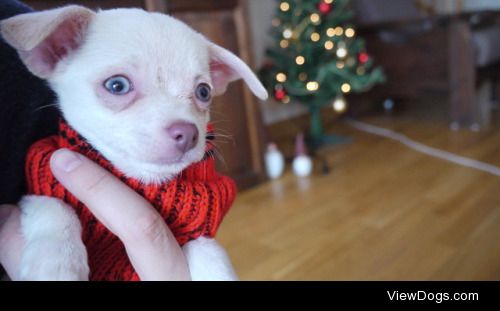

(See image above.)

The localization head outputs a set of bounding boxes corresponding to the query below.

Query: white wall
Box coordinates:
[246,0,307,125]
[463,0,500,11]
[421,0,500,13]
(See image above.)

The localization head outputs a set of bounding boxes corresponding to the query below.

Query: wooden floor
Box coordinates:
[217,104,500,280]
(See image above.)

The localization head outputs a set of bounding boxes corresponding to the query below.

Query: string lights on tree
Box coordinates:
[260,0,384,149]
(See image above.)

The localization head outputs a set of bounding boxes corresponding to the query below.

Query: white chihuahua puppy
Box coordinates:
[1,5,267,280]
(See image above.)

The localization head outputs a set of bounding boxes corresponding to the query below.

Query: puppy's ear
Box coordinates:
[208,43,268,100]
[0,5,95,78]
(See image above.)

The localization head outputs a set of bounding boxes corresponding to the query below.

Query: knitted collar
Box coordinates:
[25,119,236,280]
[56,119,217,181]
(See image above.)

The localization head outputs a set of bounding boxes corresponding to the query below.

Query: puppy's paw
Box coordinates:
[20,238,89,281]
[18,195,89,281]
[183,237,238,281]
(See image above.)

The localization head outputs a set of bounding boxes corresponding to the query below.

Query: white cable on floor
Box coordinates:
[346,118,500,177]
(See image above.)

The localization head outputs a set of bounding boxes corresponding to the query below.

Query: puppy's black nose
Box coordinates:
[167,122,199,153]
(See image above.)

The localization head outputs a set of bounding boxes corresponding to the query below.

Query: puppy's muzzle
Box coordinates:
[167,122,199,153]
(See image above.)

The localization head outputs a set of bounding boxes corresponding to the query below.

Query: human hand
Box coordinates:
[0,148,191,281]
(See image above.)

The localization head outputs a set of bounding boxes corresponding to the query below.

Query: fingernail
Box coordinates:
[0,206,13,227]
[51,149,82,173]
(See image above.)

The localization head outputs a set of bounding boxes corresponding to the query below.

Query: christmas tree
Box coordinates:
[260,0,385,149]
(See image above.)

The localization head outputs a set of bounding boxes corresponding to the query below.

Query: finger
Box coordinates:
[50,148,190,280]
[0,205,24,281]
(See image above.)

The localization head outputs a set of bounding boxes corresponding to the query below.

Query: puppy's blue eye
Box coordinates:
[195,83,212,102]
[104,75,132,95]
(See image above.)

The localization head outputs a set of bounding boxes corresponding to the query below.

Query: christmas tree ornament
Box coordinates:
[318,1,332,14]
[265,142,285,179]
[333,96,347,112]
[274,87,287,101]
[293,133,313,177]
[358,52,369,64]
[383,98,395,112]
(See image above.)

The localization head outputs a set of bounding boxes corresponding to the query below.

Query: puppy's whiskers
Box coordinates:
[33,103,59,112]
[210,143,228,170]
[211,133,235,145]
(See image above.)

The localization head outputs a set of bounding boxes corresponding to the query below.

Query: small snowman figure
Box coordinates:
[292,132,313,177]
[264,142,285,179]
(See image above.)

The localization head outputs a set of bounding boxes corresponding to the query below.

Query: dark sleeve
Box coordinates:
[0,0,59,204]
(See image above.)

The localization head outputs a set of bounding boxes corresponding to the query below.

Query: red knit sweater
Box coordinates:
[25,120,236,281]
